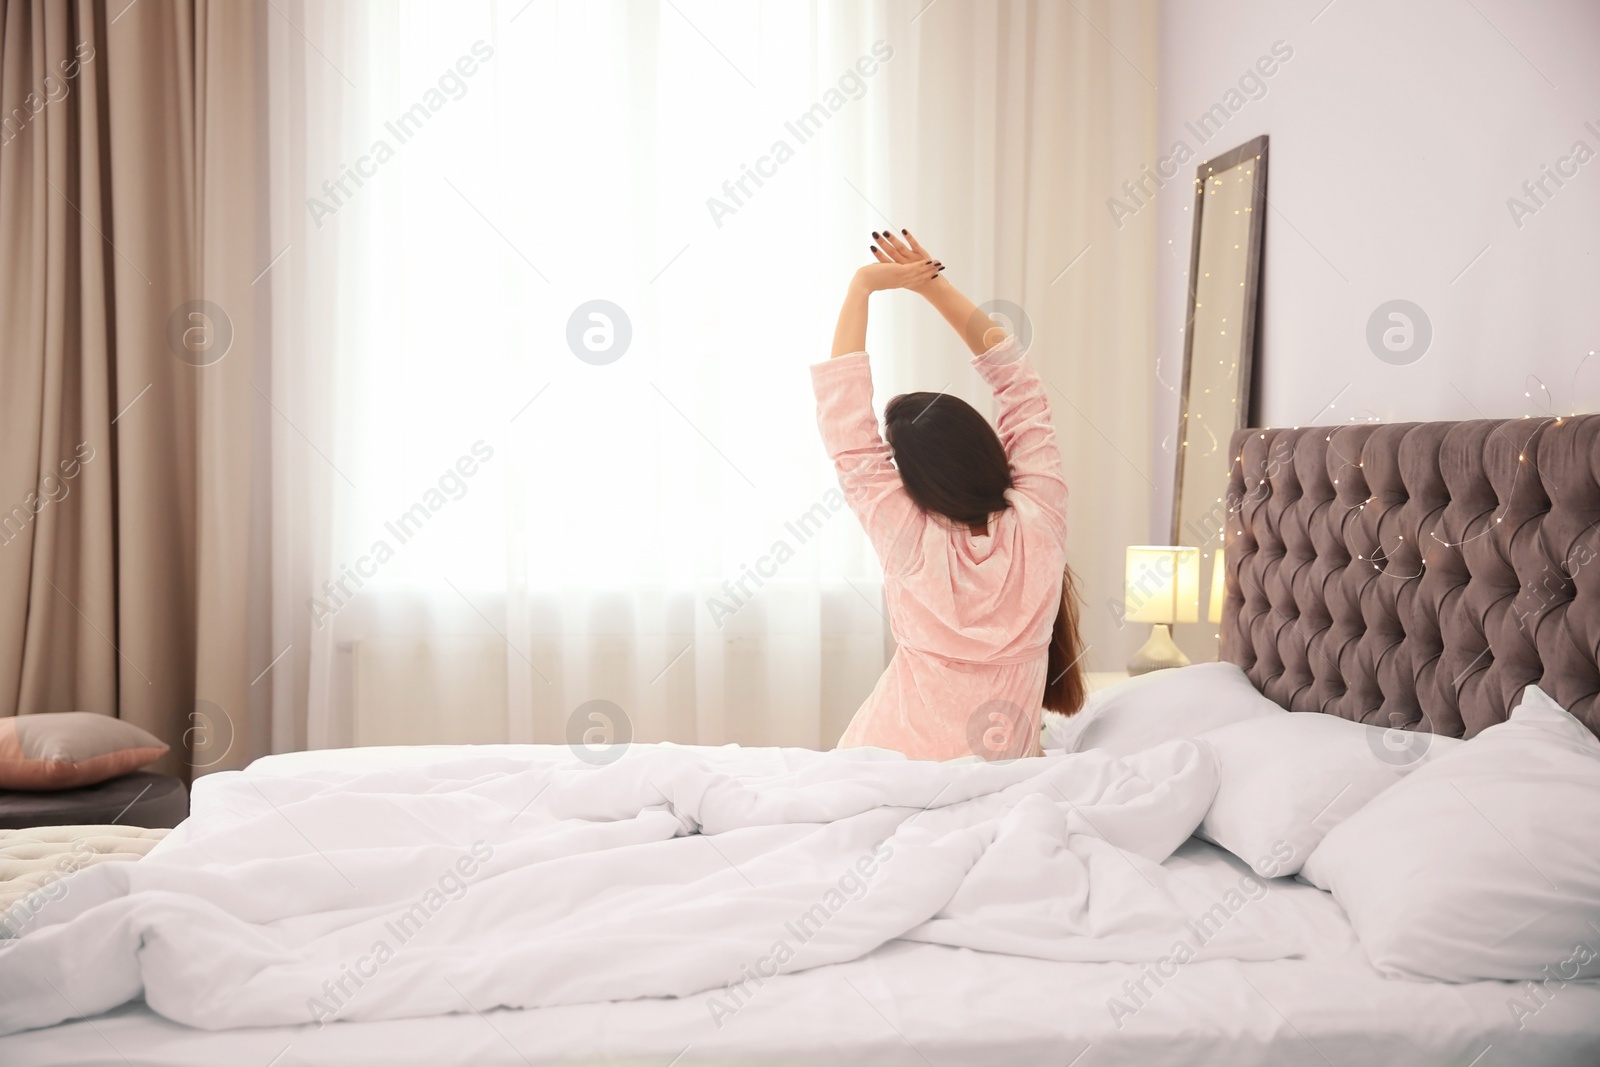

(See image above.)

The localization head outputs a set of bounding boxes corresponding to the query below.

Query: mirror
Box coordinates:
[1171,135,1267,664]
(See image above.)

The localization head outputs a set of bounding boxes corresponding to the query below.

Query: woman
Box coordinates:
[812,229,1087,761]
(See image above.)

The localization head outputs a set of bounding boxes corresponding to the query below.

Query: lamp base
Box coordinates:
[1127,624,1191,676]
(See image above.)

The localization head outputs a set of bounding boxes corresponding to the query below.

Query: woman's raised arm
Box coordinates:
[815,250,942,571]
[830,253,944,357]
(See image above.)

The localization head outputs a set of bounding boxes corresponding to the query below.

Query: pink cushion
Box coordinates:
[0,713,168,791]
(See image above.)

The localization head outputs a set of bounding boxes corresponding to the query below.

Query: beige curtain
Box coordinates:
[0,0,268,780]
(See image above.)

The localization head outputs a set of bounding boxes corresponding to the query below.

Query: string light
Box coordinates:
[1427,416,1553,551]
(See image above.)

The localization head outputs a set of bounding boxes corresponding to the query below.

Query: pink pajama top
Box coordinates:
[811,335,1069,761]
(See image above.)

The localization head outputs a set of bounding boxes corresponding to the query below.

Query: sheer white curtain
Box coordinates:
[263,0,1155,753]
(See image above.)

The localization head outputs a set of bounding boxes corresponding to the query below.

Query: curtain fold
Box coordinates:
[0,0,115,727]
[0,0,269,779]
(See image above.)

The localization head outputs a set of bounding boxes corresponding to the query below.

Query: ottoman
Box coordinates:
[0,771,189,830]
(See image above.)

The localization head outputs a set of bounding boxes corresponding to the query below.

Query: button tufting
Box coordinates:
[1219,418,1600,741]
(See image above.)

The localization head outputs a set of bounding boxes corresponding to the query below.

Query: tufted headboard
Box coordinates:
[1221,414,1600,741]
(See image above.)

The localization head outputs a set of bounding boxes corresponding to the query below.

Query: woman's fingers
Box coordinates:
[870,244,892,263]
[876,231,918,263]
[901,230,931,259]
[912,260,944,290]
[876,231,914,261]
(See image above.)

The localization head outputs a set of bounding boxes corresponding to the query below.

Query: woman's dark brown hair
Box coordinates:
[883,392,1088,716]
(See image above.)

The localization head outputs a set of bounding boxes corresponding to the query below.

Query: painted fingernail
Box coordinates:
[871,231,880,238]
[901,229,909,235]
[870,246,879,254]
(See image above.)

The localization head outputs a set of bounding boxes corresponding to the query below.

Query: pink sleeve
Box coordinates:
[811,352,925,572]
[971,335,1068,529]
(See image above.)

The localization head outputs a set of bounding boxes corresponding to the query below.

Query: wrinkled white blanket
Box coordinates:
[0,739,1285,1035]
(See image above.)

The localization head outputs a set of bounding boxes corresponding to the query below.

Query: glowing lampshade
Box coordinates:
[1125,546,1200,675]
[1208,550,1227,624]
[1124,546,1201,625]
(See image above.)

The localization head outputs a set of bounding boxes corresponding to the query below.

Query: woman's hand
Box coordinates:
[876,229,1005,355]
[871,230,945,293]
[852,256,942,293]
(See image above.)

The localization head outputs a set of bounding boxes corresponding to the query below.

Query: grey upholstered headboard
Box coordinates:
[1221,414,1600,741]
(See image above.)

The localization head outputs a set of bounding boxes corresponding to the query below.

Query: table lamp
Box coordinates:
[1125,546,1200,675]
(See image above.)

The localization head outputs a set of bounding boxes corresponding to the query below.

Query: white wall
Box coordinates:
[1153,0,1600,538]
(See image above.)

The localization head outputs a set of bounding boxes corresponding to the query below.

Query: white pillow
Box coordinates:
[1301,685,1600,983]
[1054,662,1282,758]
[1196,712,1462,877]
[1039,709,1088,752]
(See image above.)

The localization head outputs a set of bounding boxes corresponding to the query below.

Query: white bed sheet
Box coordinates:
[4,744,1598,1067]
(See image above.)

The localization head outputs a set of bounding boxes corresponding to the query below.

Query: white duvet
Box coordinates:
[0,740,1289,1036]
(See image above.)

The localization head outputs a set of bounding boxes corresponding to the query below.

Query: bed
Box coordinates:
[3,413,1599,1067]
[8,811,1597,1067]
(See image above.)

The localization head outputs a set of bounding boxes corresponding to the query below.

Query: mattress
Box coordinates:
[3,745,1598,1067]
[0,825,168,911]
